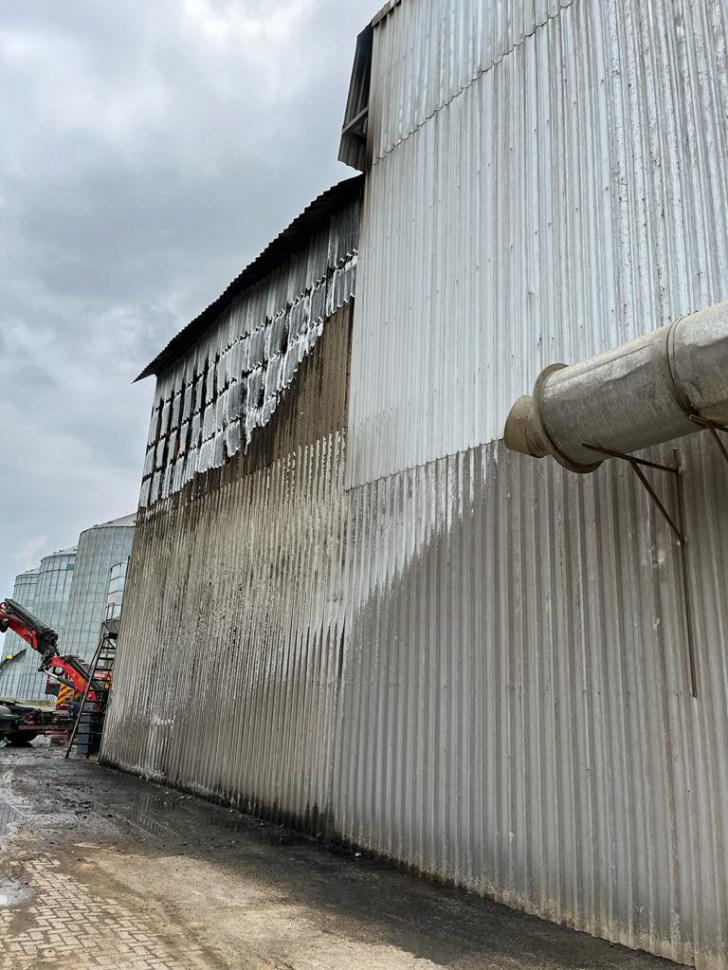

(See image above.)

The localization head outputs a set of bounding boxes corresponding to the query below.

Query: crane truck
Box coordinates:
[0,599,105,746]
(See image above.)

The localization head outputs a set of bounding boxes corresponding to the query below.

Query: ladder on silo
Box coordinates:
[64,627,117,759]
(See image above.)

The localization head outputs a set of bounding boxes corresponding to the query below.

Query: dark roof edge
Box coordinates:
[338,27,373,172]
[338,2,407,170]
[135,175,364,382]
[370,0,403,28]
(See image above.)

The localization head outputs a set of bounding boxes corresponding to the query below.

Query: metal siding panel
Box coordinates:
[335,436,728,969]
[370,0,575,162]
[140,198,360,510]
[348,0,728,487]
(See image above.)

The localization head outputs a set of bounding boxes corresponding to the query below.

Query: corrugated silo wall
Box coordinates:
[338,2,728,970]
[1,571,40,700]
[60,521,136,663]
[3,552,77,701]
[101,303,351,830]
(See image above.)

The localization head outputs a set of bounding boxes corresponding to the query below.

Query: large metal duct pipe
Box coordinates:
[504,301,728,472]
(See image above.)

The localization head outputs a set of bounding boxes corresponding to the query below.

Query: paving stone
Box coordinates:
[0,855,204,970]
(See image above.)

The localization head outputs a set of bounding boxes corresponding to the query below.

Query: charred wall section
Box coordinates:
[101,305,352,830]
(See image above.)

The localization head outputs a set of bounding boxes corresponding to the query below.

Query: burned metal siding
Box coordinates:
[140,196,359,510]
[336,436,728,969]
[348,0,728,487]
[101,305,353,829]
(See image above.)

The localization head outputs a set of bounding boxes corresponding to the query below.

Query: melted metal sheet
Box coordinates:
[140,198,359,509]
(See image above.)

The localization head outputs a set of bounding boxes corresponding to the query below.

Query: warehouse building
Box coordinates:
[104,2,728,968]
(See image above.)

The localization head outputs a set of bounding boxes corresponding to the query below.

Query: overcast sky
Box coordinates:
[0,0,366,598]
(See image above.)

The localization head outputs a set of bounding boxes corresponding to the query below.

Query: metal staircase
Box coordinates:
[64,617,118,759]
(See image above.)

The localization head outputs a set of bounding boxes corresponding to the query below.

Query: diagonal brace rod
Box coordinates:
[688,415,728,467]
[583,444,685,542]
[583,442,698,697]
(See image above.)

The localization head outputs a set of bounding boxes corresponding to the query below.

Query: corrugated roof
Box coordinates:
[136,176,364,382]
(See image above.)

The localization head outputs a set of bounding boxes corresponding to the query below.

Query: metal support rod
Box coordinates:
[630,463,685,542]
[673,451,699,698]
[689,415,728,467]
[584,444,684,540]
[583,444,679,475]
[583,443,698,697]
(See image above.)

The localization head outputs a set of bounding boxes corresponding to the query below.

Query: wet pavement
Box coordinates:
[0,743,686,970]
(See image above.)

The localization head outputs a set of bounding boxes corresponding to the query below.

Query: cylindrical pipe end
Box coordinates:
[504,395,549,458]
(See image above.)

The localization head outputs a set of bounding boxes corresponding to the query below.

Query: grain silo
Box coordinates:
[34,548,77,630]
[59,514,136,663]
[0,568,40,700]
[2,549,77,701]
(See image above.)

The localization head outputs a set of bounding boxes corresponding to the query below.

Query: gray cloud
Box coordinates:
[0,0,366,597]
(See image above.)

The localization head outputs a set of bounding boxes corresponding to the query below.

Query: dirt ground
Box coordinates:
[0,743,684,970]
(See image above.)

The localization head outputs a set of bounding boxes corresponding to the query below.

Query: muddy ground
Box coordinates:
[0,743,684,970]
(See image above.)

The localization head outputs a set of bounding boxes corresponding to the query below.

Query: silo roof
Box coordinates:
[86,513,137,530]
[135,176,364,382]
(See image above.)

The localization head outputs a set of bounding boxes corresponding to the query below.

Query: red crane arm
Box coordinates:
[0,599,98,699]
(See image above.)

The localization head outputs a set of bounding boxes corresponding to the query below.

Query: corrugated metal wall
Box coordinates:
[369,0,573,161]
[336,435,728,969]
[339,1,728,967]
[349,0,728,487]
[102,305,352,829]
